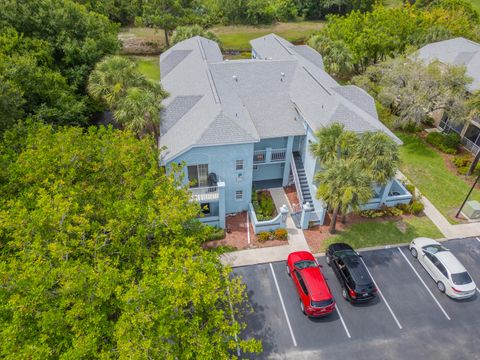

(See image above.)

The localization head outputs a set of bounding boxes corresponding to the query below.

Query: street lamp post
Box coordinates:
[456,173,480,218]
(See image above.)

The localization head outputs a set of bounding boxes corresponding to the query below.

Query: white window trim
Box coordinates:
[235,190,243,201]
[235,159,244,171]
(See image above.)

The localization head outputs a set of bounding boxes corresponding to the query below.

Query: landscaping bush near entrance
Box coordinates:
[252,189,277,220]
[257,229,288,242]
[425,132,461,154]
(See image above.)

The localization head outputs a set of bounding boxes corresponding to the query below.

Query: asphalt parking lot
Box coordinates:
[233,237,480,360]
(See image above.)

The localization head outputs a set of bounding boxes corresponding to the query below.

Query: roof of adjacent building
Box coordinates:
[159,34,400,162]
[417,37,480,92]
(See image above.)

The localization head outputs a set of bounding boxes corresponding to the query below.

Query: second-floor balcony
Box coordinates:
[190,186,219,202]
[253,148,287,164]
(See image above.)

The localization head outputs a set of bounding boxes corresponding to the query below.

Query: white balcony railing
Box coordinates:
[253,148,287,164]
[253,150,266,164]
[271,148,286,162]
[190,186,219,202]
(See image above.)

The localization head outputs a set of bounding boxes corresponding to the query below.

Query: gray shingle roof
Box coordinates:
[159,34,401,162]
[160,95,203,133]
[160,50,192,78]
[417,37,480,91]
[333,85,377,119]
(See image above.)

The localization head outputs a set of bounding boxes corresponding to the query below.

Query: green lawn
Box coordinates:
[397,132,480,223]
[129,55,160,82]
[211,21,324,50]
[321,215,443,251]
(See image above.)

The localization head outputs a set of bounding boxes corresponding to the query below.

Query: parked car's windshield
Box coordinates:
[422,244,447,254]
[451,272,473,285]
[311,299,334,308]
[295,260,316,269]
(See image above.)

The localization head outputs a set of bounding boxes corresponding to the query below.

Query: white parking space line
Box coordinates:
[477,288,480,295]
[269,263,297,347]
[476,237,480,243]
[397,248,451,321]
[335,303,351,339]
[360,258,403,330]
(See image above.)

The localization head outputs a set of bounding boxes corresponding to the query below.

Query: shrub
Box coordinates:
[360,205,403,218]
[205,226,226,241]
[444,132,461,149]
[252,189,277,220]
[425,132,459,154]
[257,231,273,242]
[274,228,288,240]
[405,183,416,197]
[453,155,471,168]
[409,200,425,215]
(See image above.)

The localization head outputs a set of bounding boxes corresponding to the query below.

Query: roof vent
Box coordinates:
[281,72,285,77]
[232,75,238,82]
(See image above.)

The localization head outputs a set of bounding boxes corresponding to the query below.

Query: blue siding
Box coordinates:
[168,143,254,214]
[254,137,288,150]
[253,163,284,181]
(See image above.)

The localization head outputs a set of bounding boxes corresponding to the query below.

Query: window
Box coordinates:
[451,272,473,285]
[435,262,448,278]
[235,190,243,201]
[187,164,208,187]
[200,203,210,215]
[236,159,244,171]
[294,271,308,295]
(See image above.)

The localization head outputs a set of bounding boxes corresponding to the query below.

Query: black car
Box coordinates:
[325,243,377,303]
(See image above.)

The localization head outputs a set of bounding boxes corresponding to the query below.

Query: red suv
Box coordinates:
[287,251,335,317]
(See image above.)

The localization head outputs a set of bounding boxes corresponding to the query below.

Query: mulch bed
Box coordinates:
[202,211,288,251]
[284,184,301,211]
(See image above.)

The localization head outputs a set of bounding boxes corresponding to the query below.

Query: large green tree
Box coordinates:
[0,27,88,127]
[141,0,200,47]
[0,122,260,359]
[308,3,480,76]
[0,0,120,90]
[353,56,470,129]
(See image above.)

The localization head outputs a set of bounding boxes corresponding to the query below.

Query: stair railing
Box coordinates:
[290,153,304,205]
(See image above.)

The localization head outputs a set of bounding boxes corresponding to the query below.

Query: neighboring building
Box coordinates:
[159,34,412,228]
[417,37,480,153]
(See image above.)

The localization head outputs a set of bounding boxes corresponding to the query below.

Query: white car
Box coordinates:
[409,237,476,299]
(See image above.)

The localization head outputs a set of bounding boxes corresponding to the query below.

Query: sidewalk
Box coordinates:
[397,171,480,239]
[221,187,310,267]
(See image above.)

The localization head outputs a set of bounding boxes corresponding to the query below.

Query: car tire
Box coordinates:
[410,247,418,258]
[300,300,306,315]
[437,281,446,293]
[342,288,349,301]
[326,255,331,266]
[286,265,291,277]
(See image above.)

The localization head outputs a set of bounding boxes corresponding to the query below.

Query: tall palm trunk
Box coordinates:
[468,149,480,176]
[329,204,340,234]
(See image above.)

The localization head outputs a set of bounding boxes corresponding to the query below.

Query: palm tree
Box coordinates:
[87,56,142,107]
[88,55,168,145]
[309,122,357,166]
[316,159,373,234]
[114,87,163,147]
[355,131,400,196]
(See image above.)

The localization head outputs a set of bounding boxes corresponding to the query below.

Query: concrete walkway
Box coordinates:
[397,171,480,239]
[221,187,310,267]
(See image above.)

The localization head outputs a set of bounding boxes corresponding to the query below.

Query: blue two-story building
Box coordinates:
[159,34,412,229]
